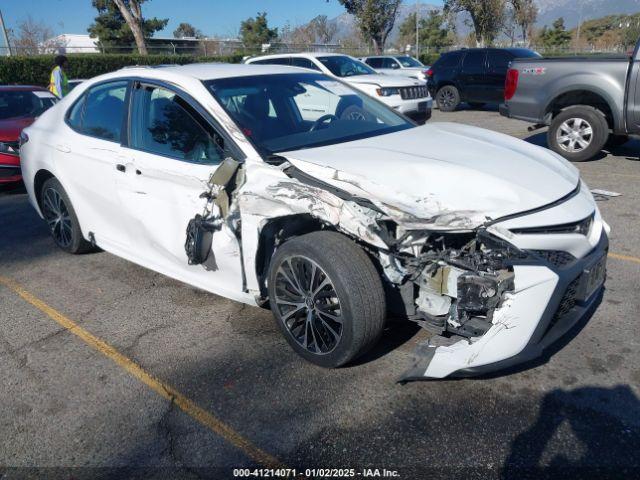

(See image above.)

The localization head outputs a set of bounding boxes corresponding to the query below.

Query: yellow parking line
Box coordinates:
[609,252,640,265]
[0,275,284,470]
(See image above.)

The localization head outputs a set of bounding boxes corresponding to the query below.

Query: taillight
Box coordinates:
[505,68,519,100]
[424,68,434,77]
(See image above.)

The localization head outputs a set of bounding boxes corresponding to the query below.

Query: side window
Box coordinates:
[82,81,128,141]
[461,51,486,73]
[291,57,321,71]
[366,58,383,68]
[488,50,513,71]
[67,95,85,130]
[381,58,399,69]
[130,85,226,165]
[436,52,462,69]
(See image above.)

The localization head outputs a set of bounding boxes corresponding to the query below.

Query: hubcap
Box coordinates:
[42,188,72,248]
[274,256,343,355]
[557,117,593,153]
[438,89,454,108]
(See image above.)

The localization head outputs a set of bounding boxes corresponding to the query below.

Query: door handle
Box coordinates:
[56,144,71,153]
[116,164,126,172]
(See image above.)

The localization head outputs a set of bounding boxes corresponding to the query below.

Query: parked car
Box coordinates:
[245,53,432,122]
[427,48,541,111]
[21,64,609,379]
[500,39,640,162]
[0,85,57,185]
[361,55,429,82]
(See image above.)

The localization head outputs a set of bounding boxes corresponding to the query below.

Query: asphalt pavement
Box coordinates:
[1,106,639,479]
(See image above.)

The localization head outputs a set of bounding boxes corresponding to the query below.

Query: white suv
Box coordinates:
[245,53,432,121]
[362,55,430,82]
[21,63,608,380]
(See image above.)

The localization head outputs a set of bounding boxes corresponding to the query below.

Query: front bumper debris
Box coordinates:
[400,229,608,381]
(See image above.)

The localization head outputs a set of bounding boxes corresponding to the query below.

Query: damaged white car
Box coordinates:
[20,64,609,379]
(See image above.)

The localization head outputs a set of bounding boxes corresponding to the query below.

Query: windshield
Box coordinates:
[206,73,415,155]
[0,90,57,120]
[396,56,423,67]
[316,56,377,77]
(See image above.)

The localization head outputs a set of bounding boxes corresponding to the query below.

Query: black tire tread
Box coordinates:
[269,231,386,367]
[41,177,94,254]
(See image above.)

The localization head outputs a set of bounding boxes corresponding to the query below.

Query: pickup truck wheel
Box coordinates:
[548,106,609,162]
[436,86,460,112]
[41,178,93,254]
[268,231,386,368]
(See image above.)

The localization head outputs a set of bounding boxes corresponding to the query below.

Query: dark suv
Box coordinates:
[427,48,540,111]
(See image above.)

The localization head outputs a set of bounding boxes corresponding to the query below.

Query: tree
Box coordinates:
[88,0,168,55]
[444,0,505,47]
[539,17,572,50]
[510,0,537,46]
[173,22,203,39]
[336,0,402,54]
[8,16,55,55]
[239,12,278,49]
[309,15,337,44]
[399,10,454,52]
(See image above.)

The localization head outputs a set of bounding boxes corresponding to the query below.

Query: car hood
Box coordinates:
[0,117,35,141]
[343,73,422,88]
[281,122,580,230]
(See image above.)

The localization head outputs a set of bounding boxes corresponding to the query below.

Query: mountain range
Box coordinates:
[328,0,640,42]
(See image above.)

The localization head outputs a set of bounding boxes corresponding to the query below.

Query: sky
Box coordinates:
[1,0,347,38]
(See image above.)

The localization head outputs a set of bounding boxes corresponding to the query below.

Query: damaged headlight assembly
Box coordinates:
[385,229,522,339]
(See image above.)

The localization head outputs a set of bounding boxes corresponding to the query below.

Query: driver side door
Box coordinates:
[118,81,245,296]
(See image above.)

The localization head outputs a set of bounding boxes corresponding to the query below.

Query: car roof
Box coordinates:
[248,52,345,61]
[0,85,48,92]
[104,62,316,81]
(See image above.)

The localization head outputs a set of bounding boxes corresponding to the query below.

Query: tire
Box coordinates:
[436,85,460,112]
[268,231,386,368]
[605,134,629,149]
[547,106,609,162]
[467,102,486,109]
[40,177,93,254]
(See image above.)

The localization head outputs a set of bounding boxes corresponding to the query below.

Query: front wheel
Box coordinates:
[268,231,386,368]
[436,85,460,112]
[41,177,93,254]
[547,106,609,162]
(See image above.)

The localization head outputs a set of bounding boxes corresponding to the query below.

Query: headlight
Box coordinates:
[0,141,20,156]
[376,87,399,97]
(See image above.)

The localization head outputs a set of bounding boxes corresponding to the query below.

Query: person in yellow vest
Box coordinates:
[49,55,69,99]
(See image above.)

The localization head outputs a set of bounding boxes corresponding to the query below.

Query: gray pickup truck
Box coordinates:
[500,40,640,161]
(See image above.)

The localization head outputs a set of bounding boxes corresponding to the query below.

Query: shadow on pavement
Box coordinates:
[503,384,640,479]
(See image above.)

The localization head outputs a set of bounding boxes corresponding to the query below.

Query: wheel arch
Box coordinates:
[33,169,56,214]
[544,89,617,130]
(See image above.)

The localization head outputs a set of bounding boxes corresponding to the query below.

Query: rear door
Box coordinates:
[459,50,488,102]
[486,50,514,103]
[57,80,132,250]
[119,81,245,293]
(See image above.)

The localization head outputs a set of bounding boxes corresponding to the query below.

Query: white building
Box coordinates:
[43,34,99,54]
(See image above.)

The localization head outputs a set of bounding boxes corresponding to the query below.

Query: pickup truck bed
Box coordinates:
[500,43,640,161]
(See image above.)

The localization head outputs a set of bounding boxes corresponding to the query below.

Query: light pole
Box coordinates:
[415,0,419,58]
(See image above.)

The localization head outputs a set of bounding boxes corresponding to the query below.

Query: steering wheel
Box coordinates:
[310,114,338,132]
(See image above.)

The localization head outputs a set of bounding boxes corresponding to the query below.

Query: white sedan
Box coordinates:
[20,64,609,379]
[245,53,432,121]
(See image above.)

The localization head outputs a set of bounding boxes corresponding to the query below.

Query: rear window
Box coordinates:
[0,90,57,120]
[435,52,462,69]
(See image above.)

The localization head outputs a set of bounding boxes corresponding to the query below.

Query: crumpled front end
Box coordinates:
[188,152,609,380]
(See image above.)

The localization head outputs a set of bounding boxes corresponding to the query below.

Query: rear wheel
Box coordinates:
[41,177,93,254]
[268,231,386,368]
[547,106,609,162]
[436,85,460,112]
